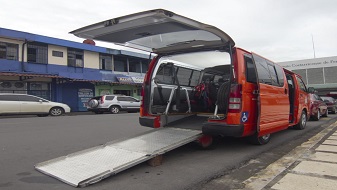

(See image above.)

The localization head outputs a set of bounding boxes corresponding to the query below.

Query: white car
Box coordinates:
[0,93,71,116]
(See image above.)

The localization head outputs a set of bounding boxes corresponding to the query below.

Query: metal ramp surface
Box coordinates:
[35,127,202,187]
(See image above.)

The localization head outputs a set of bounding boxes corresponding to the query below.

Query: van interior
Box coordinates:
[149,50,232,119]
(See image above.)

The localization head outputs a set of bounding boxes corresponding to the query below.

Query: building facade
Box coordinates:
[0,27,149,111]
[278,56,337,97]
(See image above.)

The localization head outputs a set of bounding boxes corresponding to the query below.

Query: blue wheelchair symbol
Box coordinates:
[241,112,249,123]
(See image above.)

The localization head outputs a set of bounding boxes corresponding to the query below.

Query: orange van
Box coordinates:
[71,9,310,145]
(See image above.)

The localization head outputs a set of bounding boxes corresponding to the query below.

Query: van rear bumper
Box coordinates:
[202,122,244,137]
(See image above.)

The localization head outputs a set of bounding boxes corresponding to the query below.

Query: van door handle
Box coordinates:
[285,89,287,94]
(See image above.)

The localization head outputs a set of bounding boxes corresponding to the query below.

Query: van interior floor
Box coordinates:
[167,114,210,131]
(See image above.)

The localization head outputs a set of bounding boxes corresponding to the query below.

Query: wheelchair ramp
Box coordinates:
[35,127,202,187]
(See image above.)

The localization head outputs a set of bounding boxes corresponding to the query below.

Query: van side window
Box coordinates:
[155,64,175,84]
[296,76,307,92]
[190,70,201,86]
[266,62,279,86]
[176,67,192,86]
[275,65,285,87]
[252,54,272,85]
[245,56,257,83]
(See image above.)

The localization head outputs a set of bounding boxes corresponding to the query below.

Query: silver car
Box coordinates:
[0,93,71,116]
[87,94,140,114]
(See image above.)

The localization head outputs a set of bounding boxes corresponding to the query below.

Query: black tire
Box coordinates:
[110,106,120,114]
[294,110,307,130]
[49,107,64,116]
[322,109,328,117]
[248,133,271,145]
[313,110,320,121]
[88,99,99,108]
[217,81,230,112]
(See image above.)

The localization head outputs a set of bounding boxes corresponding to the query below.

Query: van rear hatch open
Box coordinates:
[70,9,235,54]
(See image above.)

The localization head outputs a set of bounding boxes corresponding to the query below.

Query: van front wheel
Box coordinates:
[248,133,271,145]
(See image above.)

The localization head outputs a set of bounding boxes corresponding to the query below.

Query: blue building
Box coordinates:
[0,27,150,111]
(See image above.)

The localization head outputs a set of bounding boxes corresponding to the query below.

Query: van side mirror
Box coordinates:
[308,87,315,93]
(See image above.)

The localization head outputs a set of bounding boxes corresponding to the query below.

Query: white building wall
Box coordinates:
[278,56,337,88]
[48,45,67,66]
[84,50,99,69]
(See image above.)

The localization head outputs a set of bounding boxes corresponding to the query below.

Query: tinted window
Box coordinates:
[296,76,307,92]
[176,67,192,86]
[117,97,136,102]
[275,65,285,87]
[0,95,19,101]
[190,70,201,87]
[245,56,257,83]
[155,64,175,84]
[252,54,271,85]
[266,62,278,86]
[19,95,41,102]
[105,95,115,100]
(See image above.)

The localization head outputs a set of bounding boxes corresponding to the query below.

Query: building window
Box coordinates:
[27,42,48,64]
[0,42,19,60]
[129,58,141,73]
[114,56,128,72]
[100,54,112,70]
[141,59,149,73]
[52,50,63,57]
[68,48,83,67]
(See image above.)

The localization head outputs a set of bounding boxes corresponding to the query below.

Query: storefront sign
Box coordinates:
[278,56,337,70]
[116,76,134,83]
[78,89,93,111]
[131,77,144,84]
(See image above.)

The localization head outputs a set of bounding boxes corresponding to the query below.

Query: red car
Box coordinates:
[309,94,328,120]
[321,96,337,114]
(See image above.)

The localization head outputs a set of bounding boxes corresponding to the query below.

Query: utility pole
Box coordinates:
[311,34,316,58]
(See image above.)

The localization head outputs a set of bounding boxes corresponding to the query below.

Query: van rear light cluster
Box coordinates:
[228,84,242,113]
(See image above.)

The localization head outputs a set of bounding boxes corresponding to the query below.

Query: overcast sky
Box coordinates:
[1,0,336,62]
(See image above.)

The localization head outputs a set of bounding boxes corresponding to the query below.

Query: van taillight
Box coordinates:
[228,84,242,113]
[101,96,105,104]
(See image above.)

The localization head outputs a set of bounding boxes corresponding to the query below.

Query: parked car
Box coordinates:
[309,94,328,120]
[321,96,337,114]
[87,94,140,114]
[0,93,70,116]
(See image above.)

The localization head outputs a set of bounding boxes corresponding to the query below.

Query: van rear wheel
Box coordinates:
[294,110,307,130]
[248,133,271,145]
